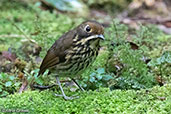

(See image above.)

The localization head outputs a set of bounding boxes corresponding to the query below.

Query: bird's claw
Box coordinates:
[54,93,79,100]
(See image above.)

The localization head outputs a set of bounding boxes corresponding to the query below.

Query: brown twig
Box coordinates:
[0,34,25,38]
[7,19,38,44]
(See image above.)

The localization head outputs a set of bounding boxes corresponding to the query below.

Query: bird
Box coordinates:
[32,20,104,100]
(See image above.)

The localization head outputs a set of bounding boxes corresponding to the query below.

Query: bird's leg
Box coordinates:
[71,78,85,91]
[55,77,79,100]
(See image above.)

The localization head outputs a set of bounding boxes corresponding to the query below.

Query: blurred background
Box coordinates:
[1,0,171,30]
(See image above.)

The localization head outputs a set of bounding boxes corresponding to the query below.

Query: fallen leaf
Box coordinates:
[161,20,171,28]
[156,76,164,86]
[157,97,166,101]
[129,42,139,50]
[2,51,16,62]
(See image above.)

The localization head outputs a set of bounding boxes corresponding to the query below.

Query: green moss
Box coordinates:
[0,84,170,113]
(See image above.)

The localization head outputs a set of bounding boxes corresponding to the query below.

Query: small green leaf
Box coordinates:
[9,76,15,80]
[43,69,49,76]
[97,68,105,74]
[90,72,96,77]
[0,85,2,92]
[33,69,39,77]
[82,83,87,88]
[5,81,12,87]
[164,52,171,63]
[35,78,43,85]
[103,75,113,81]
[89,77,95,82]
[0,74,2,80]
[0,91,9,97]
[0,72,7,80]
[14,82,21,87]
[96,74,102,80]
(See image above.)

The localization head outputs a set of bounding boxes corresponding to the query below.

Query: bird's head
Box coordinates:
[74,20,104,48]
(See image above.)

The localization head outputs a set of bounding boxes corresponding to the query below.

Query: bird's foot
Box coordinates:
[63,96,79,100]
[54,94,79,100]
[33,84,56,89]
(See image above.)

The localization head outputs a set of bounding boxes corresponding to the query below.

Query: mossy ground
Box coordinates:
[0,84,171,114]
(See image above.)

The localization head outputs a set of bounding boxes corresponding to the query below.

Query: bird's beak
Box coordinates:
[97,34,105,40]
[86,34,105,41]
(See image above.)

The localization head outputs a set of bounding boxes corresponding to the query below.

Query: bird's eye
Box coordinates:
[85,25,91,33]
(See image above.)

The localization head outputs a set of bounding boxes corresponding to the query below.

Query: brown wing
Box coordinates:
[38,29,76,76]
